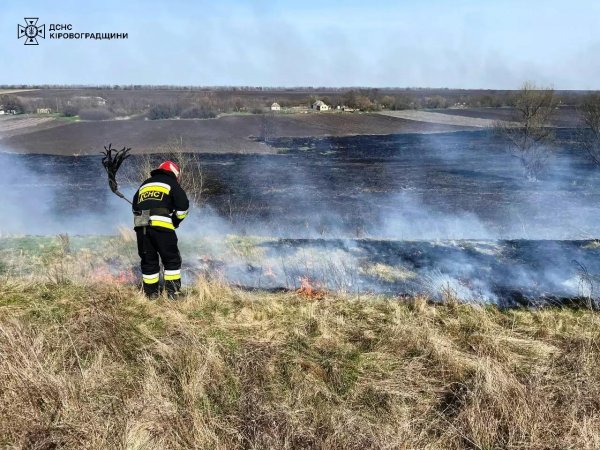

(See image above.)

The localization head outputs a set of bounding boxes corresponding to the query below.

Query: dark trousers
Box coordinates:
[136,227,182,297]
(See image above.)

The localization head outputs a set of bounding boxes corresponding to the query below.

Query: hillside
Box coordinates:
[0,276,598,449]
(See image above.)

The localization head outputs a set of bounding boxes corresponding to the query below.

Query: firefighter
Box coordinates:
[133,161,189,299]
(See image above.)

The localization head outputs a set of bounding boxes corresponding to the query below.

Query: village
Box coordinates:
[268,99,357,114]
[3,85,512,123]
[0,93,355,118]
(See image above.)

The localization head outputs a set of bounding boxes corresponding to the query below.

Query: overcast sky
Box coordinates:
[1,0,599,89]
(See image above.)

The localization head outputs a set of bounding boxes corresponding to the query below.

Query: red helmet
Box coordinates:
[158,160,181,181]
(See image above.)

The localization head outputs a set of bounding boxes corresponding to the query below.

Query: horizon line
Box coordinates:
[1,84,597,93]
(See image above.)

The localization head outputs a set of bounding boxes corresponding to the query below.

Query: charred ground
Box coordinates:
[2,129,599,304]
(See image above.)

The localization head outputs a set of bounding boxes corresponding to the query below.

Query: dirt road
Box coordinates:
[0,115,68,140]
[377,109,515,127]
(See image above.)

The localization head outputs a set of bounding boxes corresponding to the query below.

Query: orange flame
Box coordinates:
[297,276,326,299]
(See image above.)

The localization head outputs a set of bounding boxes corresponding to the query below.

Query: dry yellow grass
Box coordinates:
[0,274,598,449]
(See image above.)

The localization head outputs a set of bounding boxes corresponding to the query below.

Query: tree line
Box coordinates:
[2,86,595,119]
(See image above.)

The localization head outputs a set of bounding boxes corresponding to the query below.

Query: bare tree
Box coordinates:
[164,139,206,207]
[495,82,558,180]
[577,93,600,166]
[129,137,207,207]
[0,95,24,113]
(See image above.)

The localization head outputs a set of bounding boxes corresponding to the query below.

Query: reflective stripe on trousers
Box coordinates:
[164,269,181,281]
[142,272,160,284]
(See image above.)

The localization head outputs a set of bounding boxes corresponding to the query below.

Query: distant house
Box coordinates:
[0,107,17,115]
[37,108,52,114]
[270,102,281,111]
[312,100,329,111]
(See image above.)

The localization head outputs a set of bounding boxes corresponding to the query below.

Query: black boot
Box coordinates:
[165,278,182,299]
[143,282,160,299]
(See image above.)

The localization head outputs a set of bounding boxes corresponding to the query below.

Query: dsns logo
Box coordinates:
[17,18,45,45]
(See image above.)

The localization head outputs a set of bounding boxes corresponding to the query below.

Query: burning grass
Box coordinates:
[0,275,598,449]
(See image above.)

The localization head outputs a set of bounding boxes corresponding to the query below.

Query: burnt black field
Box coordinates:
[3,129,599,239]
[1,129,600,304]
[214,130,599,239]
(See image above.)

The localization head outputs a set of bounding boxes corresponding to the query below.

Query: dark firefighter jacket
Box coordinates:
[132,169,190,231]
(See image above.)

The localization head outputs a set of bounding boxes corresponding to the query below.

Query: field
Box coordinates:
[3,130,598,237]
[0,113,473,155]
[1,86,587,155]
[2,129,600,303]
[0,114,70,139]
[0,275,598,449]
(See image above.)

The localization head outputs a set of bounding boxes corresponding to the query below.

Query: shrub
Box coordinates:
[147,104,179,120]
[62,105,79,117]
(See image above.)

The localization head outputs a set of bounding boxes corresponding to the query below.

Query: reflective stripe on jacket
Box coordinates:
[132,169,190,231]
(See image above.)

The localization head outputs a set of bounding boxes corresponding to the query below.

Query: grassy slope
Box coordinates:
[0,277,598,449]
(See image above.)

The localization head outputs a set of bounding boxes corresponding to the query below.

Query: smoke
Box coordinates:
[0,148,236,237]
[377,191,494,240]
[372,130,600,240]
[2,128,600,305]
[0,149,133,235]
